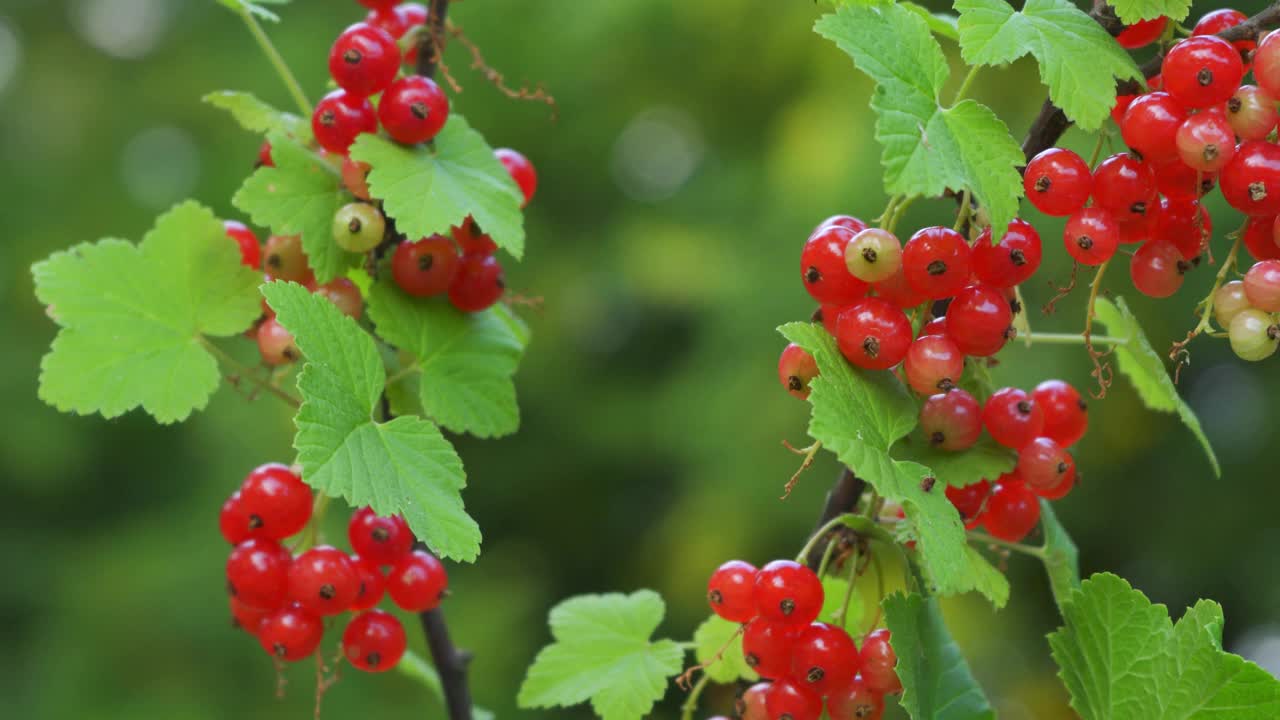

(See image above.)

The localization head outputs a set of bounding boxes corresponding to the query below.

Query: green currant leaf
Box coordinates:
[32,201,262,424]
[232,131,359,284]
[519,590,684,720]
[349,116,525,259]
[1039,499,1080,611]
[262,281,481,562]
[1108,0,1192,25]
[202,90,310,141]
[814,4,1023,240]
[883,592,997,720]
[779,322,1008,607]
[902,2,961,42]
[893,434,1016,489]
[692,615,757,684]
[216,0,291,22]
[1049,573,1280,720]
[366,283,529,438]
[397,651,497,720]
[1093,297,1220,476]
[955,0,1142,131]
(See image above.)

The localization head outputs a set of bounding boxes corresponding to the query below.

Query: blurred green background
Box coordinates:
[3,0,1280,718]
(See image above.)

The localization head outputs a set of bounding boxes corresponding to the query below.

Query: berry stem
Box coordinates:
[805,468,867,570]
[199,338,302,408]
[816,535,840,578]
[1192,232,1244,338]
[967,531,1046,558]
[951,65,982,105]
[796,512,854,566]
[834,545,861,628]
[678,673,710,720]
[1083,260,1114,398]
[230,5,313,117]
[1022,332,1127,346]
[953,189,972,233]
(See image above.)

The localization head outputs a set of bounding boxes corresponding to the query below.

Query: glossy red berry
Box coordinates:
[919,388,982,451]
[226,538,292,610]
[1063,208,1120,266]
[263,234,310,283]
[1246,216,1280,260]
[1256,31,1280,98]
[871,265,927,308]
[223,220,262,269]
[819,304,846,336]
[983,387,1045,449]
[1018,437,1076,493]
[1162,35,1246,108]
[902,226,972,299]
[1176,110,1236,172]
[802,226,868,305]
[449,253,506,312]
[1193,9,1254,57]
[1152,198,1212,260]
[348,507,415,567]
[1153,156,1216,201]
[947,283,1013,357]
[754,560,823,626]
[220,491,252,545]
[387,549,448,612]
[349,556,387,611]
[312,89,377,154]
[1227,85,1279,141]
[845,228,903,284]
[1036,467,1077,501]
[288,546,359,616]
[1130,241,1188,298]
[257,140,274,168]
[778,344,820,400]
[392,235,459,297]
[230,596,272,635]
[379,75,450,145]
[791,623,859,696]
[971,220,1041,288]
[1092,153,1156,222]
[920,315,947,337]
[239,463,312,541]
[357,0,400,8]
[1120,92,1187,162]
[1112,92,1138,126]
[903,334,963,396]
[1024,149,1093,216]
[257,604,324,661]
[812,215,869,238]
[834,298,913,370]
[1244,259,1280,311]
[1116,16,1167,49]
[743,618,801,679]
[946,479,991,528]
[329,22,400,97]
[256,317,299,366]
[1032,380,1088,447]
[827,674,885,720]
[452,218,498,256]
[341,156,373,200]
[365,7,409,39]
[398,2,429,27]
[983,478,1041,542]
[495,148,537,207]
[316,277,364,319]
[343,610,407,672]
[765,679,824,720]
[859,629,902,695]
[741,683,771,720]
[707,560,759,623]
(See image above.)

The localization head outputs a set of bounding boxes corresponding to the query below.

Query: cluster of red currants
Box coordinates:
[220,463,448,671]
[705,559,901,720]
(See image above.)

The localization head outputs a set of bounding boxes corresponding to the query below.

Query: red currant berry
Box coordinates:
[1116,16,1168,49]
[343,609,407,672]
[946,479,991,528]
[227,538,292,610]
[982,387,1045,449]
[1112,92,1137,125]
[288,546,359,616]
[920,314,947,337]
[983,477,1041,542]
[1244,259,1280,311]
[827,674,885,720]
[341,156,373,200]
[1256,31,1280,98]
[834,298,913,371]
[743,618,801,679]
[1214,280,1252,328]
[1193,9,1254,57]
[329,22,400,98]
[1162,35,1245,108]
[1036,467,1077,501]
[452,217,498,256]
[1152,198,1212,260]
[1063,208,1120,266]
[845,228,902,284]
[312,89,377,154]
[348,508,415,567]
[1176,110,1236,172]
[903,334,963,396]
[1032,380,1088,447]
[223,220,262,269]
[1018,437,1076,493]
[1227,85,1279,141]
[778,343,820,400]
[707,560,759,623]
[902,226,972,299]
[819,304,846,336]
[742,682,771,720]
[1092,153,1156,222]
[871,265,927,308]
[919,388,983,451]
[495,148,537,207]
[947,283,1013,357]
[1120,92,1188,162]
[387,549,448,612]
[754,560,823,626]
[1230,308,1280,361]
[802,226,868,305]
[220,491,252,545]
[357,0,399,9]
[239,463,312,541]
[972,220,1041,288]
[449,253,506,312]
[1130,241,1188,298]
[392,235,460,297]
[859,629,902,695]
[791,622,859,696]
[257,140,274,168]
[257,603,324,662]
[230,596,272,635]
[765,679,823,720]
[398,3,429,27]
[349,555,387,611]
[315,277,364,319]
[365,7,409,39]
[263,234,310,283]
[380,75,450,145]
[812,215,869,237]
[1245,215,1280,260]
[1153,157,1216,201]
[256,317,299,366]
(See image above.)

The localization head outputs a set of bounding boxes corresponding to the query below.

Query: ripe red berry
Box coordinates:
[348,508,415,566]
[220,491,252,545]
[802,225,868,305]
[1112,92,1138,125]
[1116,16,1168,49]
[495,148,537,207]
[971,219,1042,288]
[827,674,885,720]
[834,298,913,370]
[983,477,1041,542]
[946,284,1013,357]
[1244,259,1280,311]
[288,546,359,616]
[946,479,990,529]
[1092,153,1156,222]
[1192,9,1254,57]
[903,334,963,396]
[1153,156,1216,201]
[812,215,869,237]
[1018,437,1076,493]
[1152,198,1212,260]
[341,156,373,200]
[379,75,450,145]
[263,234,310,283]
[1121,92,1187,162]
[859,629,902,695]
[765,679,824,720]
[227,538,292,610]
[256,317,299,366]
[845,228,903,284]
[349,555,387,611]
[919,388,983,451]
[1063,208,1120,266]
[778,344,820,400]
[1032,380,1088,447]
[919,315,947,337]
[871,265,927,308]
[357,0,400,9]
[315,277,364,319]
[343,610,407,672]
[1227,85,1279,141]
[902,226,972,299]
[329,22,400,98]
[449,253,506,312]
[392,235,460,297]
[707,560,759,623]
[239,463,312,541]
[223,220,262,269]
[1256,31,1280,99]
[754,560,823,626]
[743,618,801,679]
[791,622,859,696]
[387,549,448,612]
[398,2,429,27]
[257,140,274,168]
[741,683,771,720]
[230,596,272,635]
[452,217,498,256]
[1245,215,1280,261]
[1176,111,1236,172]
[365,7,409,39]
[257,603,324,662]
[1130,241,1188,298]
[1162,35,1246,108]
[312,89,377,154]
[819,304,846,336]
[982,387,1045,449]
